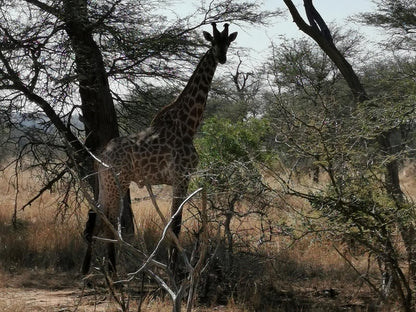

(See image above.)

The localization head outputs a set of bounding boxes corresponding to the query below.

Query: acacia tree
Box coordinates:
[358,0,416,51]
[271,0,416,310]
[0,0,277,240]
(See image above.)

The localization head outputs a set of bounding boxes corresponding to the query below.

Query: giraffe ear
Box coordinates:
[228,32,238,43]
[203,31,213,42]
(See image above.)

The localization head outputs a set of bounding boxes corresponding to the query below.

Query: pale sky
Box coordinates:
[232,0,382,64]
[168,0,385,69]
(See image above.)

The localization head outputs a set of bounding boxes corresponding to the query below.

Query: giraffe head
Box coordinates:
[203,22,238,64]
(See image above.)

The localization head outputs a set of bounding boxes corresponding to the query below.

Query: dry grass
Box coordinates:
[0,165,86,271]
[3,162,413,311]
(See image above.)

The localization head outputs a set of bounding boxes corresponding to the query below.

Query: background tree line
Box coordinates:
[2,0,416,310]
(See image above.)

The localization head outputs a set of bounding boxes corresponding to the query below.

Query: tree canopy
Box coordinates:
[0,0,278,202]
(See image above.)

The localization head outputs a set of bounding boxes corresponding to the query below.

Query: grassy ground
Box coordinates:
[2,163,414,311]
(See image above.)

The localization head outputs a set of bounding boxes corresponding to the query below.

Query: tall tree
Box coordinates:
[280,0,416,310]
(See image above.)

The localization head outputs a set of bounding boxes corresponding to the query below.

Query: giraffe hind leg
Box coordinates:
[81,209,116,275]
[82,242,93,275]
[108,239,116,273]
[82,209,96,275]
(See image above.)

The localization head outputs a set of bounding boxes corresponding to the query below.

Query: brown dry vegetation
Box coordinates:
[2,163,416,311]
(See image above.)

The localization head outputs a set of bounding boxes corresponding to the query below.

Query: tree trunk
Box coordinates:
[62,0,134,233]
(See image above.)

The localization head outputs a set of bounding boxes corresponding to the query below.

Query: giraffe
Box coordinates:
[82,22,238,274]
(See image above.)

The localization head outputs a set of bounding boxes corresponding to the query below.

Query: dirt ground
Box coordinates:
[0,269,382,312]
[0,269,225,312]
[0,270,123,312]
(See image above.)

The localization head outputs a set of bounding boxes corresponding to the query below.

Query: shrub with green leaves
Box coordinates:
[194,117,274,253]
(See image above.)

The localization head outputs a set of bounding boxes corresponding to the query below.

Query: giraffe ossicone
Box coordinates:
[82,22,238,275]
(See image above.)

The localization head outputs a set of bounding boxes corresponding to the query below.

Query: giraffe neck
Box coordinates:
[151,49,218,138]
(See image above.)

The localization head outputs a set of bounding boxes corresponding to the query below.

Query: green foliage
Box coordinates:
[196,116,273,167]
[194,116,275,254]
[118,85,178,133]
[358,0,416,49]
[264,25,416,308]
[194,116,274,205]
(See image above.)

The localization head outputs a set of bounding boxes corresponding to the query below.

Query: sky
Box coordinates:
[232,0,383,65]
[167,1,385,68]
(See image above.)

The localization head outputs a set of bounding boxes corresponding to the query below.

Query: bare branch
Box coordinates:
[21,169,68,210]
[283,0,368,103]
[24,0,61,16]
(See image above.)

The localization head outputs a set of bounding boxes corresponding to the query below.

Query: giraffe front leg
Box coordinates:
[169,177,190,276]
[103,223,117,274]
[100,193,128,275]
[96,168,130,275]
